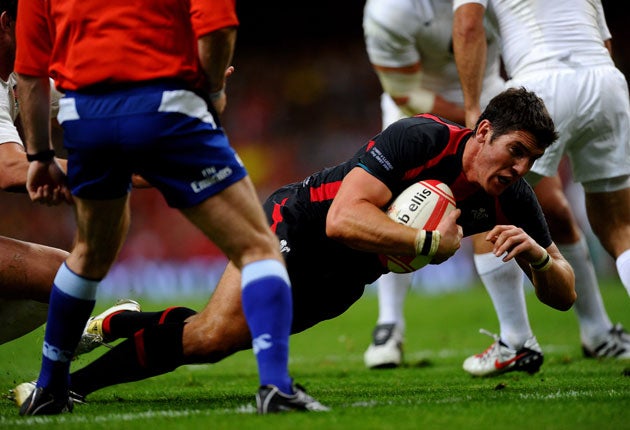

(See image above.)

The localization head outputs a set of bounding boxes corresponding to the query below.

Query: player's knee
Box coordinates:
[233,230,283,268]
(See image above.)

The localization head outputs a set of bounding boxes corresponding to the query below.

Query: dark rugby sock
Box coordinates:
[105,306,196,339]
[70,322,186,397]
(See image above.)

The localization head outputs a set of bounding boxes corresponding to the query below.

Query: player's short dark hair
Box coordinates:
[477,87,558,150]
[0,0,17,21]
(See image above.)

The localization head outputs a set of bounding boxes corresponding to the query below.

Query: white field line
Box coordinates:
[2,388,626,427]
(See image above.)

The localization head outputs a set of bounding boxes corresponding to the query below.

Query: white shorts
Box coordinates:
[508,64,630,184]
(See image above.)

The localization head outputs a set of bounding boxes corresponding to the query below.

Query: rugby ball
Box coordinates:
[380,180,456,273]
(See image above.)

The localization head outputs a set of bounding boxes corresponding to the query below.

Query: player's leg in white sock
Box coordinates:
[474,251,532,349]
[558,236,612,347]
[376,272,412,331]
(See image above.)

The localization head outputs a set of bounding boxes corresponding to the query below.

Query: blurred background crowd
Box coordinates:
[2,1,628,299]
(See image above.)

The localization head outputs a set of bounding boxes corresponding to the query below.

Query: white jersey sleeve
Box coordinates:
[0,73,22,146]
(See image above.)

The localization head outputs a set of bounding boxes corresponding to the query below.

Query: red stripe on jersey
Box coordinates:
[270,197,289,233]
[134,329,146,367]
[402,114,471,181]
[310,181,342,202]
[366,140,376,151]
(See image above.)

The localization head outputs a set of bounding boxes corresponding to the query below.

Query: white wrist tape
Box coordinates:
[530,249,553,272]
[414,230,441,259]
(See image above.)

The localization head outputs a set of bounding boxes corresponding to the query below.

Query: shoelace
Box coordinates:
[474,329,503,361]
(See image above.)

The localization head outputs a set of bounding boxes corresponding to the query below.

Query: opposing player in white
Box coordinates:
[453,0,630,372]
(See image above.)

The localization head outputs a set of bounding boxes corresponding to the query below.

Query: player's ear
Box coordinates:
[0,11,13,31]
[0,12,8,30]
[475,119,492,143]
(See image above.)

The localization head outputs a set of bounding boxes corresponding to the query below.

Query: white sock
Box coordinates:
[615,249,630,298]
[474,252,532,349]
[376,272,412,332]
[558,236,611,346]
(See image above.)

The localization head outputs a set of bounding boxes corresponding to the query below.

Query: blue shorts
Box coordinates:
[58,81,247,208]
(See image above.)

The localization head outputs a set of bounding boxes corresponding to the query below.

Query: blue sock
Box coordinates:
[241,259,293,394]
[38,263,98,395]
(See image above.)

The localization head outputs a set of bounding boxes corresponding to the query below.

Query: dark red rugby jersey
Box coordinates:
[301,113,551,248]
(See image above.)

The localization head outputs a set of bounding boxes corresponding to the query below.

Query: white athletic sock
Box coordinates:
[376,272,412,331]
[615,249,630,298]
[474,252,532,349]
[557,237,611,346]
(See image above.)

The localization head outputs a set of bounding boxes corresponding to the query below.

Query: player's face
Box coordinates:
[475,128,544,195]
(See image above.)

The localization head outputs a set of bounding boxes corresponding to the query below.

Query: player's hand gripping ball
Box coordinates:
[380,180,456,273]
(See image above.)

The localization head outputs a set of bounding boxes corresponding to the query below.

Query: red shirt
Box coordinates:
[192,0,238,38]
[15,0,236,91]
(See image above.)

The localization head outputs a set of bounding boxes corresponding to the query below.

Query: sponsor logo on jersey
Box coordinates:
[279,239,291,254]
[471,208,488,221]
[369,146,393,171]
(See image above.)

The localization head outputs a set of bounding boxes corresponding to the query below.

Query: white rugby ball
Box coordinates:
[380,180,456,273]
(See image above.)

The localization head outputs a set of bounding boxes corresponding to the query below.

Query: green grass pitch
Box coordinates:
[1,279,629,429]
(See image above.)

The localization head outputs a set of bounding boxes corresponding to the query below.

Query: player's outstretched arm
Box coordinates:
[485,225,576,311]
